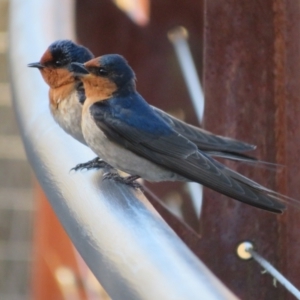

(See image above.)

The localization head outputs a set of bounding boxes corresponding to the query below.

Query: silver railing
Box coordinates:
[9,0,238,299]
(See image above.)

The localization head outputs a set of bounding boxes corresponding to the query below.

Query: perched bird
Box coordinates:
[70,55,288,213]
[28,40,260,171]
[28,40,93,144]
[28,40,106,169]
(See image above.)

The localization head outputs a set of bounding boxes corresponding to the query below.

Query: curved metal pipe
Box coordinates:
[9,0,238,299]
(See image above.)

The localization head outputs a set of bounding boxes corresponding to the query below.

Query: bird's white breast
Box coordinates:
[81,108,184,182]
[51,91,86,145]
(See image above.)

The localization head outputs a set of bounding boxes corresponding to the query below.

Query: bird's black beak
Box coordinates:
[69,62,90,76]
[27,62,44,69]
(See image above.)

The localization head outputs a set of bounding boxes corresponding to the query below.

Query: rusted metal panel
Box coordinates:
[282,1,300,298]
[203,0,300,299]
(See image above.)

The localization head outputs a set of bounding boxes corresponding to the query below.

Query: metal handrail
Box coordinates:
[9,0,238,299]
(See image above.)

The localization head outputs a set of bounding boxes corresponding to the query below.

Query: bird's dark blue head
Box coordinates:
[41,40,94,68]
[28,40,94,89]
[30,40,94,69]
[84,54,136,91]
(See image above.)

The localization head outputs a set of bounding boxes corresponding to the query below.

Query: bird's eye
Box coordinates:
[55,61,62,66]
[98,68,108,76]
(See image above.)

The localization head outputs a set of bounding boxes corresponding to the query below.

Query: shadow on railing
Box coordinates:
[8,0,238,299]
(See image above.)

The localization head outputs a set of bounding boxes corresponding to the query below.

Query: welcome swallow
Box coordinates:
[70,55,287,213]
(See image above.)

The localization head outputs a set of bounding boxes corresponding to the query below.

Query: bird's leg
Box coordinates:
[71,157,111,171]
[103,172,142,190]
[123,175,142,190]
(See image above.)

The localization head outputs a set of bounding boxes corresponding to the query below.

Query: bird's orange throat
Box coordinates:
[49,82,77,110]
[40,68,75,89]
[82,76,117,103]
[40,67,77,110]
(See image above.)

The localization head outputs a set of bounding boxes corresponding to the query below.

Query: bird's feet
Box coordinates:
[103,172,142,191]
[71,157,111,171]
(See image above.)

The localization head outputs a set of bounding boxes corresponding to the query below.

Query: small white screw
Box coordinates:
[236,241,254,260]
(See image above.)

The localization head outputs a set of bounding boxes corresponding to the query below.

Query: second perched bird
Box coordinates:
[28,40,109,169]
[28,40,94,144]
[70,55,288,213]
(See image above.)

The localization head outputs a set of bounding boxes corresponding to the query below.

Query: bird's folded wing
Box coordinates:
[90,103,285,213]
[152,106,256,152]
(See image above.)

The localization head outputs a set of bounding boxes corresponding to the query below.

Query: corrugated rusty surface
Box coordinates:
[282,1,300,299]
[203,0,300,299]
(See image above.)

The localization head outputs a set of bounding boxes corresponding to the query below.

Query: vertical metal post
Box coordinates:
[202,0,300,298]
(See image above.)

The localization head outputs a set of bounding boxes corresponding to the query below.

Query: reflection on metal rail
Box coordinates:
[9,0,238,299]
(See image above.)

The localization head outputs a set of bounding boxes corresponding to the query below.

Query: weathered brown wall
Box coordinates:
[281,0,300,296]
[203,1,300,299]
